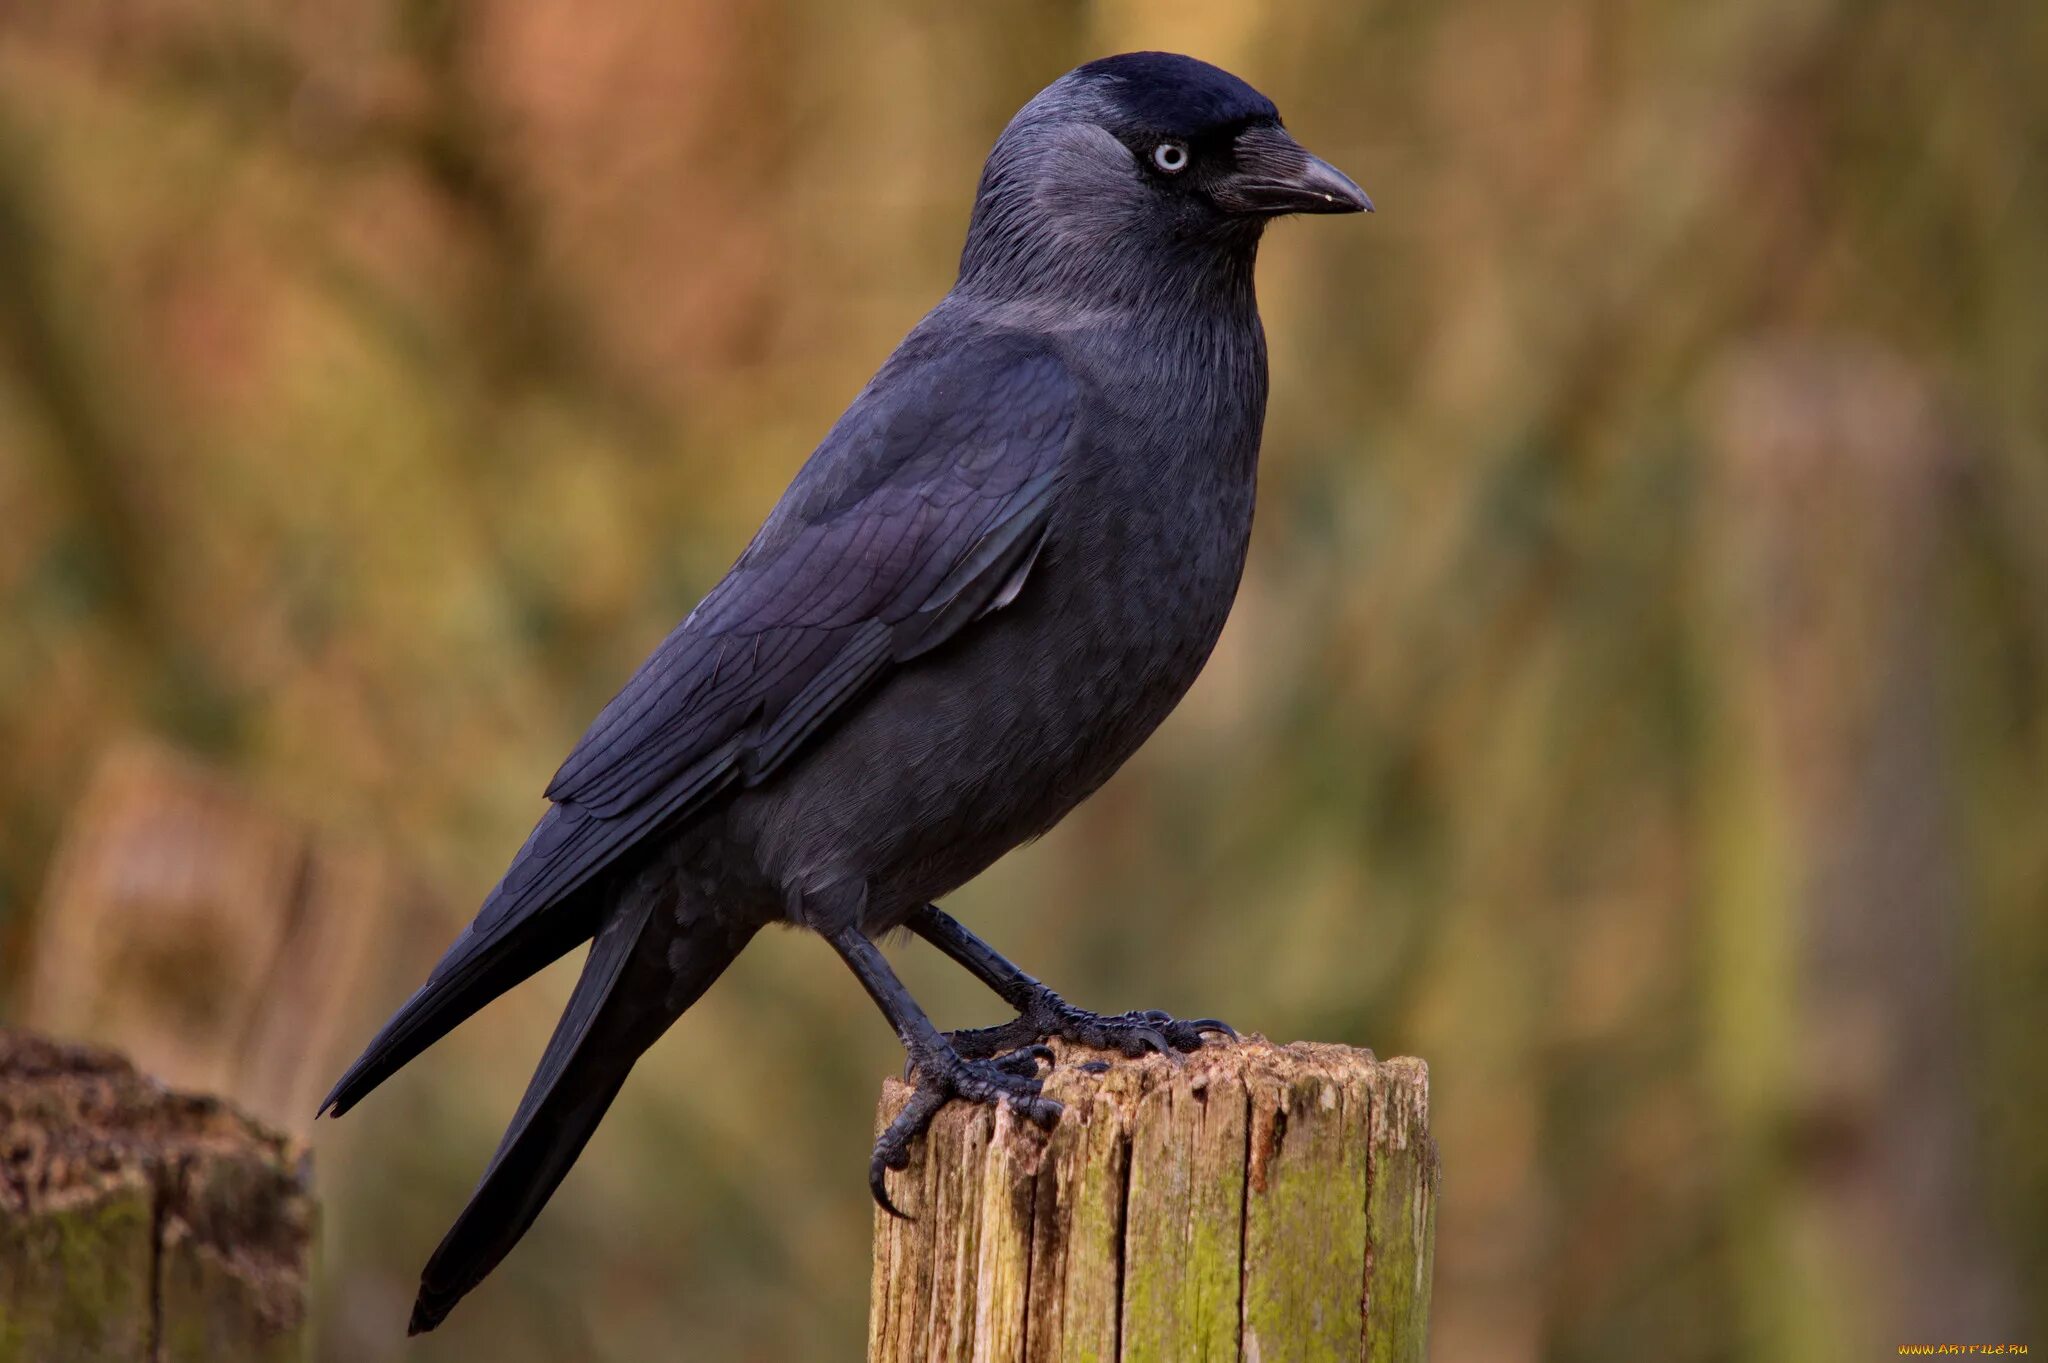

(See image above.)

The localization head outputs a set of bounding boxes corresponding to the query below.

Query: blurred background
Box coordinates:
[2,1,2044,1359]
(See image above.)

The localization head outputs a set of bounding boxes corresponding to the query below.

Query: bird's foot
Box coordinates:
[1057,1006,1237,1056]
[870,1042,1060,1218]
[948,995,1236,1061]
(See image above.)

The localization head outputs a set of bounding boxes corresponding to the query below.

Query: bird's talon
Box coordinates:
[1117,1026,1173,1056]
[867,1048,1062,1214]
[870,1160,912,1220]
[990,1043,1058,1078]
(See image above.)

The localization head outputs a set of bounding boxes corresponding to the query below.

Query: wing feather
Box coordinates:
[325,334,1076,1119]
[530,333,1075,859]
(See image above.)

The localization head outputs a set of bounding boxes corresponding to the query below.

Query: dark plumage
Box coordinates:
[323,50,1368,1335]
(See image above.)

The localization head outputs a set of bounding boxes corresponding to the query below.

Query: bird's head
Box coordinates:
[958,52,1370,305]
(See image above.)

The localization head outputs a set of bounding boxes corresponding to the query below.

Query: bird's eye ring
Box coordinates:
[1152,141,1190,174]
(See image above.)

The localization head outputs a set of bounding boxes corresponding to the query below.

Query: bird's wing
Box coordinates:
[321,335,1077,1120]
[506,333,1078,924]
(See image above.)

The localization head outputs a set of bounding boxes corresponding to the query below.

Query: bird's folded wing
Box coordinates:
[471,336,1077,933]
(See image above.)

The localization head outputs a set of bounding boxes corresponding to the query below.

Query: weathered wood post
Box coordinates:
[868,1037,1436,1363]
[0,1030,315,1362]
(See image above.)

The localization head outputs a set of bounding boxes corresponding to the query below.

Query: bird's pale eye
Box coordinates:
[1152,141,1190,174]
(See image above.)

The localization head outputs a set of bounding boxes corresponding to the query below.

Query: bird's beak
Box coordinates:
[1218,124,1372,216]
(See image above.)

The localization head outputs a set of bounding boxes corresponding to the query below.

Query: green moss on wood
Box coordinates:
[1241,1053,1374,1362]
[0,1186,154,1363]
[1119,1071,1247,1363]
[0,1029,314,1363]
[1364,1058,1438,1363]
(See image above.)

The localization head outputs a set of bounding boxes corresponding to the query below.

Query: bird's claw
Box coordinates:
[876,999,1232,1214]
[990,1042,1058,1078]
[1064,1007,1234,1057]
[870,1045,1061,1219]
[949,1000,1234,1061]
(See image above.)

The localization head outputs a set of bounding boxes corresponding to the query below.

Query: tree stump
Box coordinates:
[0,1029,314,1363]
[868,1037,1437,1363]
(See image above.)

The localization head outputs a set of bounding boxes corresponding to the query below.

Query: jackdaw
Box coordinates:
[322,50,1369,1334]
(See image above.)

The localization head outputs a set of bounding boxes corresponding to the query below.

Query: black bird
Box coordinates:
[322,50,1369,1335]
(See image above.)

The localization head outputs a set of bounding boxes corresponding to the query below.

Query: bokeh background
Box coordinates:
[3,1,2044,1359]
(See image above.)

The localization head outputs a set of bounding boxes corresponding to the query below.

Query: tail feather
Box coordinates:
[407,897,753,1335]
[322,801,671,1120]
[319,899,599,1118]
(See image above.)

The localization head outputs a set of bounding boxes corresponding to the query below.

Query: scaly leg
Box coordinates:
[827,924,1059,1218]
[907,903,1236,1060]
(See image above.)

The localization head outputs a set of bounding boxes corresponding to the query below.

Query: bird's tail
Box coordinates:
[319,898,599,1120]
[321,805,611,1121]
[408,893,754,1335]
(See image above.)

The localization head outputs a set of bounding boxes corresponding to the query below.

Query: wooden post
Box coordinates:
[0,1029,315,1363]
[868,1037,1437,1363]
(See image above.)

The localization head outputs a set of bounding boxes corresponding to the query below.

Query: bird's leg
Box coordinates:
[907,904,1236,1059]
[826,924,1061,1218]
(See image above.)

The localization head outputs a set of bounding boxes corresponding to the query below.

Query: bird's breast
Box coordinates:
[1042,425,1258,728]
